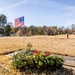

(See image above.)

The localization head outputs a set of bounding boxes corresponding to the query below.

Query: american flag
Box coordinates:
[14,16,24,27]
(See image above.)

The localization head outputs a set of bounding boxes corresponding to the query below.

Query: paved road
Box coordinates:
[55,55,75,67]
[64,56,75,67]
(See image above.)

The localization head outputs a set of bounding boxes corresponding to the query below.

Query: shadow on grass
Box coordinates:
[20,67,75,75]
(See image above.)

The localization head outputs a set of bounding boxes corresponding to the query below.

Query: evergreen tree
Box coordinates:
[4,25,11,36]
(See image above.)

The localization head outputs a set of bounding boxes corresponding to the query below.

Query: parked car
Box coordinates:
[0,34,6,36]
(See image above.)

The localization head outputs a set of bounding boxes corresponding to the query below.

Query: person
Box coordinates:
[67,33,69,39]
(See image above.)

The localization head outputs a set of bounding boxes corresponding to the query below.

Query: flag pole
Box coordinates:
[23,16,25,50]
[23,33,24,49]
[14,16,25,50]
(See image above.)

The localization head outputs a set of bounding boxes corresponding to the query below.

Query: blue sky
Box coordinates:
[0,0,75,27]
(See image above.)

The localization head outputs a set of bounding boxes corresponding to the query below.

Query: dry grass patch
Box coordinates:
[0,55,21,75]
[0,35,75,56]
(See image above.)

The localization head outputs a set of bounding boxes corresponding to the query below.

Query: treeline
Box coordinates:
[0,14,75,36]
[0,24,75,36]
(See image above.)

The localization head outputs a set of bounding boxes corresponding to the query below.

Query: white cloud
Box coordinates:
[64,6,75,11]
[0,0,68,12]
[0,0,29,12]
[62,5,75,25]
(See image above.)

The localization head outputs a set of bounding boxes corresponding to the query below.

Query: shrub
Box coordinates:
[12,50,64,71]
[27,43,33,50]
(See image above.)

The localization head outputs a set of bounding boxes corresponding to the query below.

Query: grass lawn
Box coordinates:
[0,35,75,56]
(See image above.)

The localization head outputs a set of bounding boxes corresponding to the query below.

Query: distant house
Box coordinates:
[73,32,75,35]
